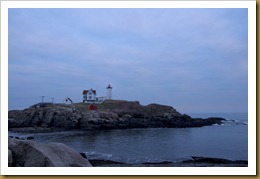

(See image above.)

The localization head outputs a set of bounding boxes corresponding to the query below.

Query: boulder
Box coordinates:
[8,118,21,128]
[99,111,118,120]
[80,111,119,129]
[41,110,55,126]
[30,116,41,127]
[8,110,22,119]
[51,111,67,128]
[143,103,181,117]
[65,112,82,129]
[8,138,92,167]
[8,149,13,167]
[80,112,98,128]
[122,114,132,120]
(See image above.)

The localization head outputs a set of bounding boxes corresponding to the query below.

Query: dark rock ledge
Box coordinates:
[8,101,225,132]
[89,157,248,167]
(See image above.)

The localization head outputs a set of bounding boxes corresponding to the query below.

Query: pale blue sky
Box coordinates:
[8,8,248,113]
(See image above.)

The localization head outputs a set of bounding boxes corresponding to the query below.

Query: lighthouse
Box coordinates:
[106,84,112,99]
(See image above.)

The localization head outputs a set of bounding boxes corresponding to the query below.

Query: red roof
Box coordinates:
[89,103,97,110]
[82,89,96,95]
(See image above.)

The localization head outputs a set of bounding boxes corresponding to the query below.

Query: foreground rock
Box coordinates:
[9,100,225,132]
[8,138,92,167]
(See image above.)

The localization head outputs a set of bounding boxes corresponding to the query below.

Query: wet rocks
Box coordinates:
[89,157,248,167]
[89,159,130,167]
[182,156,248,166]
[26,136,34,140]
[189,156,248,164]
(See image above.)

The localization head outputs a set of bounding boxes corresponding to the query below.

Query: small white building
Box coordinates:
[82,88,97,102]
[83,84,112,103]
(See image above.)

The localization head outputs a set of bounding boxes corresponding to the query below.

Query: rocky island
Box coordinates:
[8,100,247,168]
[8,99,225,132]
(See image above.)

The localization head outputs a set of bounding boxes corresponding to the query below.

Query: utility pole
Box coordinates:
[52,98,54,104]
[41,96,45,103]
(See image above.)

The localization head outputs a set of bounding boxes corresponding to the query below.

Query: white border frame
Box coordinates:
[1,0,256,175]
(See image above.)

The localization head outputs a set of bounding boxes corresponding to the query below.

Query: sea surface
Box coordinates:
[9,112,248,164]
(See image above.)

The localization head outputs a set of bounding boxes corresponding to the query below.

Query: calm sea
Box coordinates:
[9,112,248,164]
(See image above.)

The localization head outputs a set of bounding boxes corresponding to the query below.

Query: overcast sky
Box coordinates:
[8,8,248,113]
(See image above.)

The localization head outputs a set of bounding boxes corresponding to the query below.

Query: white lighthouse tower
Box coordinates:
[106,84,112,99]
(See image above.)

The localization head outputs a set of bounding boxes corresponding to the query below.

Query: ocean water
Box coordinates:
[9,113,248,164]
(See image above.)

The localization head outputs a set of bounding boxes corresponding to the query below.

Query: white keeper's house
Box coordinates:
[82,84,112,103]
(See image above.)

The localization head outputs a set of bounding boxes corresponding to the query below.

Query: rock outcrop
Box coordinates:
[8,138,92,167]
[89,157,248,167]
[180,156,248,167]
[8,101,225,131]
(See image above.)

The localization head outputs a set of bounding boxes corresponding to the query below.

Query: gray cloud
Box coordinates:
[8,8,248,113]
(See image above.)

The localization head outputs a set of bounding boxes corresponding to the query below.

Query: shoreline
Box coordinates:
[8,131,248,167]
[88,157,248,167]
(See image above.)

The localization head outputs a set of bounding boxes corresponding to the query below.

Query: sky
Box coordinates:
[8,8,248,113]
